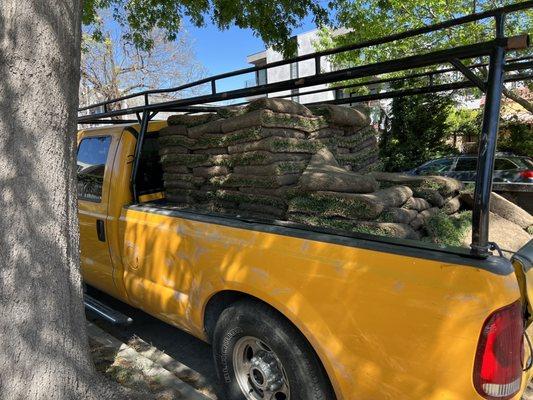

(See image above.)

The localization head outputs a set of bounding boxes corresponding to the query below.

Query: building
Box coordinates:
[246,28,352,105]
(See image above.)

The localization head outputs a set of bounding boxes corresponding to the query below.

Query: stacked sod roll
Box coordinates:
[285,148,467,240]
[158,98,379,220]
[158,98,532,250]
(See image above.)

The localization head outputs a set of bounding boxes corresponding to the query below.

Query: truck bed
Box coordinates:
[132,199,511,274]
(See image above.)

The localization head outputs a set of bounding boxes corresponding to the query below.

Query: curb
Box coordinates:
[87,322,213,400]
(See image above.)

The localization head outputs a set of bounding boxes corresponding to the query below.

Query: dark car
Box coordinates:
[409,154,533,183]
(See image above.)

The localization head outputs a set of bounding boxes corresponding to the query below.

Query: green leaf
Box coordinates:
[82,0,333,54]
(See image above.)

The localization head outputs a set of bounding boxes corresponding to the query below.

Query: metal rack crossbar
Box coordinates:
[78,1,532,258]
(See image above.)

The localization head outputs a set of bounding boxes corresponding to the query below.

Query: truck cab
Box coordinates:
[78,122,166,300]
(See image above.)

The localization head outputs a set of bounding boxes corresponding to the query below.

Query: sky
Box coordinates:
[183,15,320,76]
[182,16,319,92]
[84,9,328,100]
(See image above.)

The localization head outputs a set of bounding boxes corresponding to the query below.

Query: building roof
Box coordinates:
[247,50,267,65]
[246,27,351,64]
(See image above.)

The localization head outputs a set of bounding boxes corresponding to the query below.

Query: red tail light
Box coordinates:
[519,170,533,179]
[474,300,524,399]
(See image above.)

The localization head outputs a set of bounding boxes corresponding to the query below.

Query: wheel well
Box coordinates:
[203,290,249,343]
[202,290,338,399]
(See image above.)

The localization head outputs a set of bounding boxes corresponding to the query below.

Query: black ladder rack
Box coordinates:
[78,1,532,258]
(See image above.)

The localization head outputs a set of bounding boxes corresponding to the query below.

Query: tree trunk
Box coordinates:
[502,86,533,114]
[0,2,125,399]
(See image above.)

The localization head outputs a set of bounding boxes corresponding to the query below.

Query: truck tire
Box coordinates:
[213,299,335,400]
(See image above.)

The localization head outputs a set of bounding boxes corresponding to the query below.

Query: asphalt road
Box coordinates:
[86,286,222,398]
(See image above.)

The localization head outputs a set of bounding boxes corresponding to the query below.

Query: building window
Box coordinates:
[291,89,300,103]
[290,62,299,102]
[290,62,299,80]
[256,68,267,86]
[335,88,354,106]
[89,105,105,115]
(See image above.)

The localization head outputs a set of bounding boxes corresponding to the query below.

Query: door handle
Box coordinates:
[96,219,106,242]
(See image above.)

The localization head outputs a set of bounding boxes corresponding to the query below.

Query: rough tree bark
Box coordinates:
[0,2,129,399]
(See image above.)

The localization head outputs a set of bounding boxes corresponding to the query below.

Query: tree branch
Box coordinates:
[479,66,532,114]
[502,86,533,114]
[122,83,149,95]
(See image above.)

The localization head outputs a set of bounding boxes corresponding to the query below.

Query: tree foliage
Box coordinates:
[83,0,332,56]
[498,118,533,156]
[318,0,532,109]
[446,108,482,142]
[380,89,457,172]
[323,0,531,62]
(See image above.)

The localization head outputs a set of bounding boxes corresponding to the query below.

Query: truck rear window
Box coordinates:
[136,134,164,196]
[77,136,111,202]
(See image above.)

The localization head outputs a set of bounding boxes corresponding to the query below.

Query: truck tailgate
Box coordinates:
[512,239,533,325]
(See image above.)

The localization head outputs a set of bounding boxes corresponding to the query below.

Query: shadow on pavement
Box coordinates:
[85,286,223,398]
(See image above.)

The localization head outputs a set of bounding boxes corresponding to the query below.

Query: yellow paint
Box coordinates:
[78,123,531,400]
[513,254,533,325]
[139,191,164,203]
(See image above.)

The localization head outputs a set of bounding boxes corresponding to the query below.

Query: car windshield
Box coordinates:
[512,157,533,169]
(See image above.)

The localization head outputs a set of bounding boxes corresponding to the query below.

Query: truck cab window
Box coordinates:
[77,136,111,202]
[136,133,164,197]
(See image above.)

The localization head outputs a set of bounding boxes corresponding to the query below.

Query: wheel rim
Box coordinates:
[232,336,290,400]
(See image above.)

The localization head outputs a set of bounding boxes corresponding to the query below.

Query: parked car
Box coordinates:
[409,154,533,183]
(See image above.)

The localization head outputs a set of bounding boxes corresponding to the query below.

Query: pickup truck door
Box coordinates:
[77,134,116,294]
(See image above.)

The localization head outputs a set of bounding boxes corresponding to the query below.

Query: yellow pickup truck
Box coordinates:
[77,4,533,399]
[77,119,533,400]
